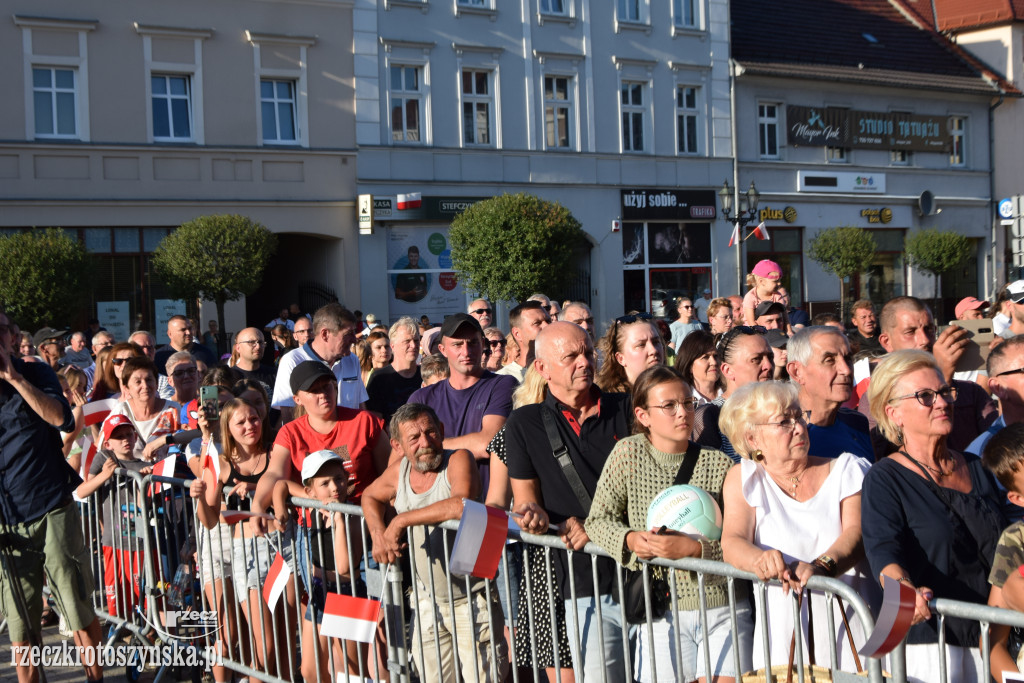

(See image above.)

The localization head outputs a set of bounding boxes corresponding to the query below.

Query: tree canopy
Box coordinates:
[152,214,277,329]
[807,226,877,316]
[449,193,586,303]
[0,228,93,331]
[904,228,971,277]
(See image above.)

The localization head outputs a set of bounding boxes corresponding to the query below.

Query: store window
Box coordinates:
[622,221,713,316]
[746,227,803,308]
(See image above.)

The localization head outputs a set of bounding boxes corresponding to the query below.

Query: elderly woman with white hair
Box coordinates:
[720,381,873,673]
[862,349,1005,682]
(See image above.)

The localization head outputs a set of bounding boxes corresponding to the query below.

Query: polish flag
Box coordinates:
[450,500,508,579]
[396,192,422,210]
[727,222,740,248]
[79,436,97,479]
[149,455,176,493]
[319,592,380,644]
[203,452,221,482]
[751,221,770,240]
[262,552,292,610]
[859,575,917,658]
[83,398,119,426]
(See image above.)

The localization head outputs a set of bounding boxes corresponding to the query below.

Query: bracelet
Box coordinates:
[895,576,914,585]
[1018,564,1024,579]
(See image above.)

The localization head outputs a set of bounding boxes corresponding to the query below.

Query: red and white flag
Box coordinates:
[751,221,770,241]
[262,552,292,610]
[203,452,221,482]
[396,192,422,210]
[450,500,508,579]
[149,455,176,493]
[84,398,119,426]
[320,592,380,643]
[727,222,741,248]
[859,575,917,658]
[79,435,97,479]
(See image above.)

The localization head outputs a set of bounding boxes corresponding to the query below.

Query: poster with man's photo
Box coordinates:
[386,228,465,322]
[646,223,712,264]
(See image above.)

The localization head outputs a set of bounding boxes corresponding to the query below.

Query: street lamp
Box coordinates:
[719,179,760,293]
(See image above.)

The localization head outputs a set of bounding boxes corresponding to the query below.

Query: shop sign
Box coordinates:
[861,208,893,224]
[621,189,717,220]
[758,206,798,223]
[787,106,951,152]
[373,196,483,221]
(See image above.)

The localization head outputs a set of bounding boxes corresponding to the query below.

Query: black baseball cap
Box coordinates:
[290,360,336,394]
[33,327,63,347]
[754,301,786,319]
[439,313,483,339]
[765,329,789,349]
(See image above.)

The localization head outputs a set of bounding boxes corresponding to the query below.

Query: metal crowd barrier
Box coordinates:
[70,469,1024,683]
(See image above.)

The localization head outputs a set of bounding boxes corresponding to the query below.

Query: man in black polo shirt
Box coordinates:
[505,322,632,683]
[0,308,103,681]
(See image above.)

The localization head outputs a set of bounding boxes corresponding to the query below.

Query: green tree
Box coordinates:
[904,228,972,310]
[807,226,877,319]
[152,214,277,332]
[449,193,586,303]
[0,228,93,331]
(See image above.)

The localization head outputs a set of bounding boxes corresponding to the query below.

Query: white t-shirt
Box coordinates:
[271,344,368,410]
[692,297,711,323]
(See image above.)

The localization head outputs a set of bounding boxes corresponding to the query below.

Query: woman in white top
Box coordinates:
[719,381,874,673]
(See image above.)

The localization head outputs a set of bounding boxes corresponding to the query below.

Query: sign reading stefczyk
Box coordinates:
[787,105,951,152]
[373,196,484,221]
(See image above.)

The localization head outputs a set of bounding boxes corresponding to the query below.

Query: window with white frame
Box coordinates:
[618,0,646,23]
[676,86,699,155]
[151,74,193,140]
[758,103,780,159]
[544,75,573,149]
[458,0,486,5]
[826,145,847,162]
[673,0,697,27]
[390,65,424,143]
[890,149,910,165]
[33,67,78,138]
[949,116,965,167]
[541,0,567,14]
[462,69,493,146]
[261,80,297,143]
[621,81,646,152]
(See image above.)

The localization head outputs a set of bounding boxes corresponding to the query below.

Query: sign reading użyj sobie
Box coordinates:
[787,106,950,152]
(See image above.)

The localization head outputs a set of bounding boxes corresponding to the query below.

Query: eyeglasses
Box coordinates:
[237,339,265,347]
[172,367,198,378]
[294,328,311,336]
[646,398,699,415]
[615,312,654,327]
[489,340,506,348]
[757,411,810,432]
[715,325,767,352]
[471,308,493,316]
[996,367,1024,378]
[888,385,958,407]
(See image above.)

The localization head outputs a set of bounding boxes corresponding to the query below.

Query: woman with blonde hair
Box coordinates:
[595,313,665,394]
[862,349,1005,682]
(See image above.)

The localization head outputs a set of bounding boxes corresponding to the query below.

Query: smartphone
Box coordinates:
[948,319,995,374]
[199,385,220,420]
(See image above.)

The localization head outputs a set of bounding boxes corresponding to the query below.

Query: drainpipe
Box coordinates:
[990,93,1004,296]
[730,58,742,294]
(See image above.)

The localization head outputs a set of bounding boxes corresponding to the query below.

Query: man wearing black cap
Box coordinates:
[754,301,785,331]
[407,313,517,464]
[33,327,64,370]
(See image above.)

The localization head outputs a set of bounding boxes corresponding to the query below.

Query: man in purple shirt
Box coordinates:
[408,313,517,465]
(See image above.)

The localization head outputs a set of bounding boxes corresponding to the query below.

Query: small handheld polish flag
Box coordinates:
[84,398,119,426]
[262,552,292,610]
[319,592,380,644]
[727,222,741,248]
[450,499,508,579]
[859,575,917,658]
[752,221,770,241]
[149,454,176,493]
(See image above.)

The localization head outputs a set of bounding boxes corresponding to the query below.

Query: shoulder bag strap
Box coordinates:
[672,441,702,486]
[541,407,592,510]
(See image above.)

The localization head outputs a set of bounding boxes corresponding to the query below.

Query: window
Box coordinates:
[621,81,645,152]
[458,0,486,5]
[261,80,297,143]
[618,0,645,22]
[890,149,909,165]
[758,103,779,159]
[390,66,423,143]
[950,116,965,167]
[462,69,493,146]
[541,0,566,13]
[826,146,847,163]
[544,76,572,149]
[676,86,699,155]
[151,75,193,140]
[673,0,697,27]
[33,67,78,138]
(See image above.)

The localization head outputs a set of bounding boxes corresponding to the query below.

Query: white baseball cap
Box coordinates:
[1007,280,1024,304]
[301,449,344,485]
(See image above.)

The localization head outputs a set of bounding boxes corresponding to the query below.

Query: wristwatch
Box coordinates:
[813,554,837,576]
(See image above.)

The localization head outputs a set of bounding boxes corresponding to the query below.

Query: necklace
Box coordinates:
[899,450,955,478]
[769,469,804,498]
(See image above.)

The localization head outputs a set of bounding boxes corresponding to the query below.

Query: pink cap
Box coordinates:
[954,296,989,319]
[102,414,134,444]
[752,259,782,279]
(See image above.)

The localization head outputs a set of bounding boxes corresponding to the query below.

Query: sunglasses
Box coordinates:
[111,357,132,365]
[471,308,493,316]
[614,312,654,326]
[715,325,767,352]
[489,340,507,347]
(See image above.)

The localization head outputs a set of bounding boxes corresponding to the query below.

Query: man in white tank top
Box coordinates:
[362,403,509,683]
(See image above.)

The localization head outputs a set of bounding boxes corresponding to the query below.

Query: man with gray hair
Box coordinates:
[468,298,494,330]
[558,301,596,341]
[61,332,93,370]
[367,316,422,423]
[787,326,873,460]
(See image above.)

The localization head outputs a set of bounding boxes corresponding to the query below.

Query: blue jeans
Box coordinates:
[565,593,630,683]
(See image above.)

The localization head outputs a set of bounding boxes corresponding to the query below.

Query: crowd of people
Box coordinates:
[7,259,1024,683]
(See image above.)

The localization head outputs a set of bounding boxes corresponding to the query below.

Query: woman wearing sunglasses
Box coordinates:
[862,350,1005,682]
[595,312,666,394]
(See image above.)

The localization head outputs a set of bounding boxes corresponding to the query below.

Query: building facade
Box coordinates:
[0,0,357,338]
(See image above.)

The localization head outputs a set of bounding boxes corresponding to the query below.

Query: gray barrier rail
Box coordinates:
[64,469,1024,683]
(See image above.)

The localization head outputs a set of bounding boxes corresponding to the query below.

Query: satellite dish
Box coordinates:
[918,190,937,216]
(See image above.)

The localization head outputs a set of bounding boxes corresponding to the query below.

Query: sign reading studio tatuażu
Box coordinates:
[787,106,951,152]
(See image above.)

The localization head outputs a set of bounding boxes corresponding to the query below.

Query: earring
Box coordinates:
[751,449,764,462]
[894,425,904,446]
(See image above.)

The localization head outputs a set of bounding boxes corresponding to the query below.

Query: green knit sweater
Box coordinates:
[587,434,735,612]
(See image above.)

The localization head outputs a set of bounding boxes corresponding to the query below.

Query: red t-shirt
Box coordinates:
[273,407,384,502]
